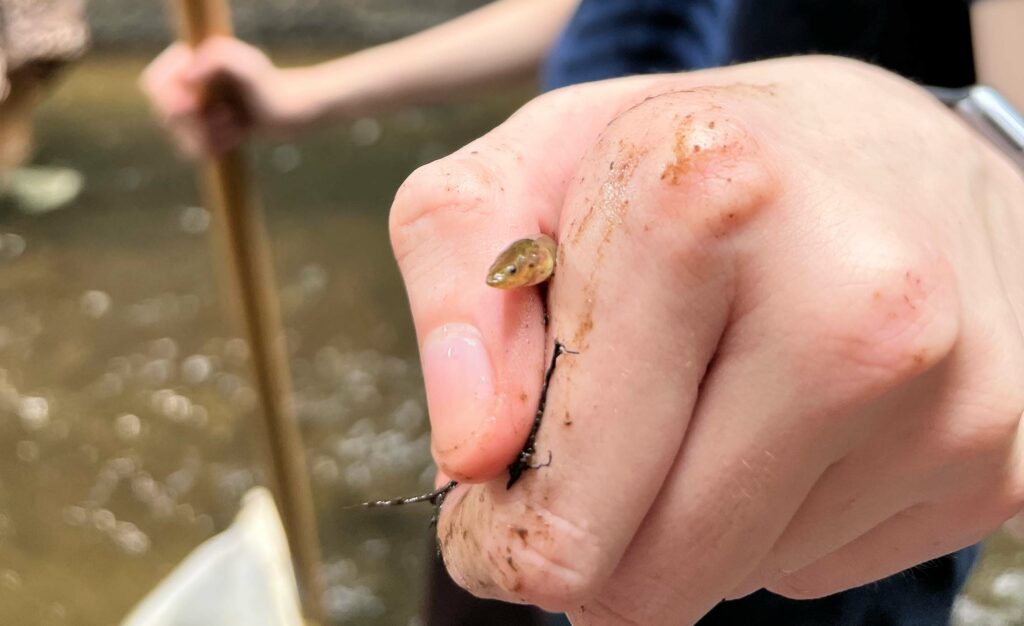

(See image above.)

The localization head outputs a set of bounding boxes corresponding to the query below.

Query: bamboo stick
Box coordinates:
[168,1,325,621]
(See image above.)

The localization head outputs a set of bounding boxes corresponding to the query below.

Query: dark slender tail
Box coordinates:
[350,479,459,509]
[506,340,576,489]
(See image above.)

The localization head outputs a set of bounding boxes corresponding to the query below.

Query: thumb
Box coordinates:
[388,76,668,482]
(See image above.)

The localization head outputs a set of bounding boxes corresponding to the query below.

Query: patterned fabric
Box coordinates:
[0,0,88,70]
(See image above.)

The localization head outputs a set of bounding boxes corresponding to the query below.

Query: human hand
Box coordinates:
[140,37,318,156]
[388,56,1024,624]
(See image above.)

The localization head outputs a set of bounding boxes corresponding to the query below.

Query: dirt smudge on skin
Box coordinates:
[661,113,698,184]
[570,202,597,247]
[439,484,504,597]
[439,521,456,558]
[564,138,646,349]
[573,308,594,348]
[489,548,521,593]
[659,110,751,187]
[512,526,529,543]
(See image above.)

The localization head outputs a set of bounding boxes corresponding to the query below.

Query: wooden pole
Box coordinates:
[168,2,325,621]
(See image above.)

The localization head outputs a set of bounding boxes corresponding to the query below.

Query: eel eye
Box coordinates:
[506,265,518,275]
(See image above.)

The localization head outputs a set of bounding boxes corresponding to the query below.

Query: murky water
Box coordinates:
[0,53,528,626]
[2,54,1023,626]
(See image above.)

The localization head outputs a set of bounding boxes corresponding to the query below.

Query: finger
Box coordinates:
[731,357,1024,598]
[436,87,776,612]
[724,373,947,600]
[769,494,1006,600]
[773,388,1024,598]
[140,44,201,124]
[389,76,666,481]
[578,159,962,623]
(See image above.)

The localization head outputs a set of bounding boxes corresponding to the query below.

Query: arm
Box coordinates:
[971,0,1024,109]
[141,0,579,155]
[293,0,580,121]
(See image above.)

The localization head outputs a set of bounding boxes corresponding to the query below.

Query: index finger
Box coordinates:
[389,75,659,481]
[140,43,199,124]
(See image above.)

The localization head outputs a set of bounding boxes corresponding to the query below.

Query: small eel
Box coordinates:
[358,234,572,511]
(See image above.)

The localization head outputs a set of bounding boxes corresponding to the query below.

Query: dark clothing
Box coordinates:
[697,545,980,626]
[543,0,731,89]
[537,1,982,625]
[544,0,975,90]
[0,0,88,71]
[727,0,975,88]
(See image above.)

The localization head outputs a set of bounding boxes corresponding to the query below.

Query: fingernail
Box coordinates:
[421,323,494,454]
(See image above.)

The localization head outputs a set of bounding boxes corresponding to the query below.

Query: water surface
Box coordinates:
[0,53,527,626]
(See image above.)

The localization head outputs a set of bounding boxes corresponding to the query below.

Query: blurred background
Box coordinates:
[0,1,1021,625]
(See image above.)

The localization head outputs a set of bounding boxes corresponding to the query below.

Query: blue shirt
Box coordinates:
[544,0,975,90]
[543,0,730,89]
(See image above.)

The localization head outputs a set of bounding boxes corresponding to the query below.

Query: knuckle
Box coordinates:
[585,89,778,241]
[961,472,1024,533]
[937,389,1024,466]
[815,251,959,385]
[986,488,1024,530]
[389,157,501,266]
[469,504,607,610]
[140,66,174,98]
[499,510,606,609]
